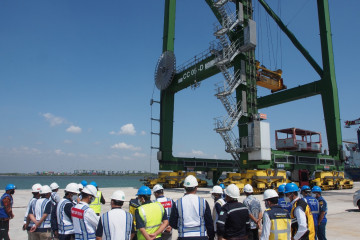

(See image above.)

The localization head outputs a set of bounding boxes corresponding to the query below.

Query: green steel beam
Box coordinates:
[258,80,321,109]
[317,0,342,157]
[162,0,176,52]
[170,55,220,93]
[257,0,324,77]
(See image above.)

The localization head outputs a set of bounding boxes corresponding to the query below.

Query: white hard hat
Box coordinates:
[50,182,59,190]
[184,175,198,188]
[210,185,223,194]
[263,189,279,200]
[65,183,80,194]
[111,190,126,201]
[78,183,84,190]
[153,184,164,192]
[244,184,254,193]
[40,185,52,194]
[82,185,97,197]
[225,184,240,199]
[32,183,42,193]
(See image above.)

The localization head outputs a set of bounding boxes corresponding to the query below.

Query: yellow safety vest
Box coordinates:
[290,198,315,240]
[265,205,291,240]
[89,191,102,214]
[137,202,164,240]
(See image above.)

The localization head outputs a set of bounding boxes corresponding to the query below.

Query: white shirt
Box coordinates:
[260,211,270,240]
[292,197,308,240]
[72,201,99,239]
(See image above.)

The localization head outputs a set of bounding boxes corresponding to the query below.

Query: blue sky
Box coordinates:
[1,0,359,173]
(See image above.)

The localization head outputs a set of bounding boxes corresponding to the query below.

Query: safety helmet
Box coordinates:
[78,183,84,190]
[312,186,322,193]
[50,182,59,190]
[81,180,88,187]
[225,184,240,199]
[82,185,97,197]
[65,183,80,194]
[136,186,151,196]
[5,184,16,191]
[219,183,225,189]
[278,184,286,193]
[263,189,279,200]
[89,181,98,188]
[153,184,164,192]
[32,183,42,193]
[244,184,254,193]
[184,175,198,188]
[284,182,299,194]
[111,190,126,201]
[40,185,52,194]
[301,185,311,191]
[210,185,223,194]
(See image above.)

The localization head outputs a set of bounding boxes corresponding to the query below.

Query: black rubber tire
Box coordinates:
[357,200,360,210]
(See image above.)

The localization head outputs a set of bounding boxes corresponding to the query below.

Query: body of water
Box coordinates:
[0,175,145,190]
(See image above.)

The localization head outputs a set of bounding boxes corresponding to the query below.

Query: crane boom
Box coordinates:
[345,118,360,128]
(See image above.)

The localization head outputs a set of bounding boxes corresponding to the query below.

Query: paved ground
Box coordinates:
[8,182,360,240]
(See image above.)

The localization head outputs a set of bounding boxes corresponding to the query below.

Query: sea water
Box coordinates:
[0,175,145,190]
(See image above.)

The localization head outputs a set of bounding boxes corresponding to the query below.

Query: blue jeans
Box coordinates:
[317,222,327,240]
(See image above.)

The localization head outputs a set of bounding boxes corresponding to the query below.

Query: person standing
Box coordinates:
[312,186,327,240]
[302,186,320,239]
[23,183,42,238]
[277,184,292,213]
[170,175,215,240]
[260,189,291,240]
[135,186,168,240]
[0,184,16,240]
[210,185,226,239]
[153,184,174,240]
[52,183,79,240]
[96,190,134,240]
[71,185,99,240]
[50,183,61,206]
[284,183,315,240]
[217,184,249,240]
[129,194,141,240]
[28,185,53,239]
[89,182,105,216]
[243,184,262,240]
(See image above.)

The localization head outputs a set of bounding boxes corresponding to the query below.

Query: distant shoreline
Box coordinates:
[0,173,157,177]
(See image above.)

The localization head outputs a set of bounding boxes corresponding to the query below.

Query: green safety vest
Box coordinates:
[137,202,164,240]
[89,191,102,214]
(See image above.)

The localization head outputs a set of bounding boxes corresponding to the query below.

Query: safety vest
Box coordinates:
[137,202,164,240]
[129,198,141,227]
[51,192,60,205]
[34,198,52,229]
[72,203,98,240]
[155,196,173,219]
[24,198,37,228]
[265,205,291,240]
[57,198,75,235]
[89,191,102,214]
[304,196,319,227]
[278,197,293,213]
[0,193,13,219]
[176,194,207,237]
[101,208,133,240]
[290,198,315,240]
[212,198,225,232]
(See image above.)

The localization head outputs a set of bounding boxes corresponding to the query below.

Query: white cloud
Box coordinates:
[54,149,65,155]
[140,131,146,136]
[64,139,72,144]
[133,152,146,158]
[111,142,141,151]
[42,113,66,126]
[178,149,206,157]
[66,125,82,133]
[110,123,136,135]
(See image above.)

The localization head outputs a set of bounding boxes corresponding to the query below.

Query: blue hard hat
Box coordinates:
[301,185,311,191]
[89,181,97,188]
[284,183,299,194]
[81,180,88,187]
[136,186,151,196]
[5,184,16,191]
[219,183,225,189]
[312,186,322,193]
[278,184,286,193]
